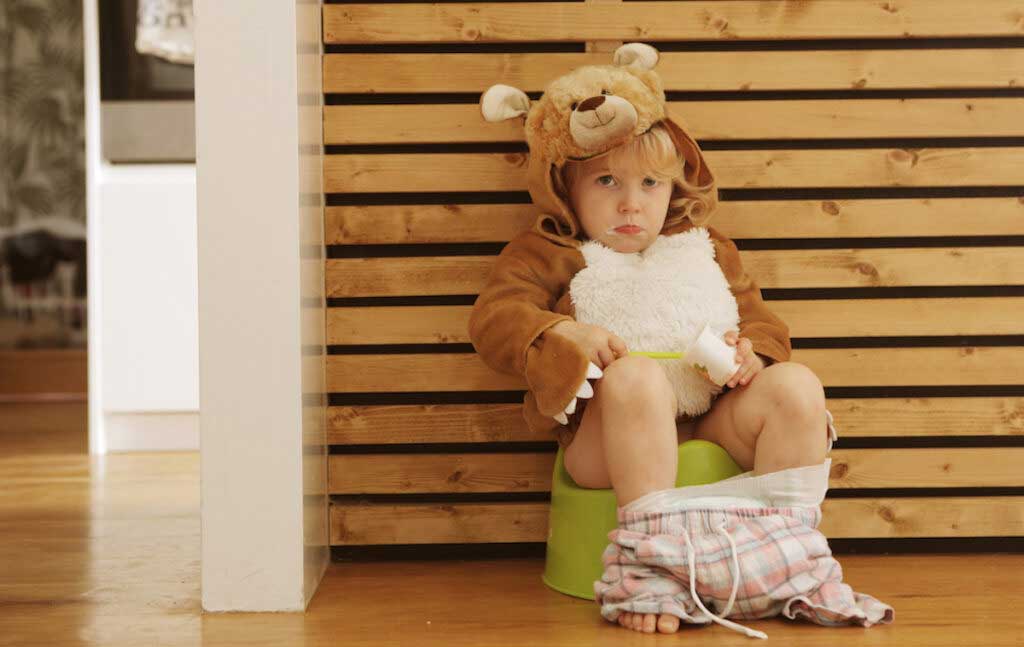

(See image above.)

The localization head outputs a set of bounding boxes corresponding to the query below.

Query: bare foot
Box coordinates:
[616,612,681,634]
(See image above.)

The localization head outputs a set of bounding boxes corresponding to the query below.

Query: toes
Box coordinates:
[657,614,681,634]
[642,614,657,633]
[615,611,681,634]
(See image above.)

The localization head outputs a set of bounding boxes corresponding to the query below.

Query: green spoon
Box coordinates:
[629,351,685,360]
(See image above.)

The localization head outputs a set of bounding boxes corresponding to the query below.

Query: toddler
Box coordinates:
[470,43,893,638]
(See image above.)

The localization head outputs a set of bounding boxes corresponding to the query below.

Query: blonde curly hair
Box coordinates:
[554,122,716,230]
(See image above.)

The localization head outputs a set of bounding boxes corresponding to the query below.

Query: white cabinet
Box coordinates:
[86,0,200,451]
[94,164,199,449]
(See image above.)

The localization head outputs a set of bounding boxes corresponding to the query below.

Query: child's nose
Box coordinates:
[619,187,643,212]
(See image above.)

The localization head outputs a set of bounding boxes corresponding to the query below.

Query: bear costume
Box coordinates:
[469,42,790,448]
[468,43,894,638]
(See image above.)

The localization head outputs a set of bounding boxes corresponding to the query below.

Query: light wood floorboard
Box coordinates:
[1,403,1021,646]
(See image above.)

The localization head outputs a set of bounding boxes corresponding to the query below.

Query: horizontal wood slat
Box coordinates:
[327,398,1024,444]
[327,348,1024,393]
[329,448,1024,494]
[324,1,1024,44]
[327,298,1024,345]
[326,248,1024,297]
[330,497,1024,544]
[324,148,1024,194]
[325,99,1024,145]
[323,51,1024,94]
[326,198,1024,244]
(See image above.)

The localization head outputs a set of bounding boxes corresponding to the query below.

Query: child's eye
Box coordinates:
[597,175,616,186]
[643,177,660,187]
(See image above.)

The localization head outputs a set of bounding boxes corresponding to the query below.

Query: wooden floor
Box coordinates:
[2,402,1023,646]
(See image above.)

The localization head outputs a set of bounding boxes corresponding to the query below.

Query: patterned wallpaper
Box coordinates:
[0,0,86,348]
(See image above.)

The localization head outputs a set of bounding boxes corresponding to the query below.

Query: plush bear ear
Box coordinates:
[480,84,531,122]
[613,42,660,70]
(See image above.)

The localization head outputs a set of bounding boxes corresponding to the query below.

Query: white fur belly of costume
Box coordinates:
[569,227,741,418]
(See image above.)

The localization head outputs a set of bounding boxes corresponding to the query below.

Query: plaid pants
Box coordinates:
[594,454,894,639]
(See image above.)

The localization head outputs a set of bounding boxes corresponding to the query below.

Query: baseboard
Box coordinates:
[104,411,200,452]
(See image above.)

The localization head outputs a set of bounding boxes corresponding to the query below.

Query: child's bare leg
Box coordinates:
[563,355,682,634]
[692,362,830,474]
[565,355,679,506]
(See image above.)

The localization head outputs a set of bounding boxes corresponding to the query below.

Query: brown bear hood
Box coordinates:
[480,43,718,247]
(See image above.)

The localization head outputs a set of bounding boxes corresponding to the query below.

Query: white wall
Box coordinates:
[83,2,200,454]
[195,0,328,611]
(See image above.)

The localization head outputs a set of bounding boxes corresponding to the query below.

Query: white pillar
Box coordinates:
[82,0,104,455]
[195,0,327,611]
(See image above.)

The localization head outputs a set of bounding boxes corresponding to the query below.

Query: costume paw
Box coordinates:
[525,330,591,419]
[553,362,603,425]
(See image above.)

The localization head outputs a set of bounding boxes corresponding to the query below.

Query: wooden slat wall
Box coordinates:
[322,1,1024,548]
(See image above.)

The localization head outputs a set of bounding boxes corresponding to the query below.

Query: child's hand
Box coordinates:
[545,320,628,369]
[541,320,628,425]
[723,330,765,388]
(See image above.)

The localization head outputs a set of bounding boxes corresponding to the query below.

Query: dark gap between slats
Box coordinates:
[328,436,1024,454]
[327,243,505,258]
[329,487,1024,504]
[326,237,1024,258]
[327,287,1024,308]
[327,337,1024,355]
[326,88,1024,105]
[329,295,479,307]
[326,191,529,206]
[330,537,1024,561]
[708,137,1024,150]
[333,492,550,504]
[797,336,1024,348]
[621,36,1024,51]
[326,42,584,53]
[326,138,1024,155]
[737,236,1024,250]
[332,543,550,562]
[738,286,1024,300]
[825,385,1024,398]
[323,36,1024,53]
[328,386,1024,407]
[326,186,1024,206]
[329,391,527,406]
[829,537,1024,554]
[331,442,556,454]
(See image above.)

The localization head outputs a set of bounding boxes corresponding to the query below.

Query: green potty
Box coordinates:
[542,439,744,600]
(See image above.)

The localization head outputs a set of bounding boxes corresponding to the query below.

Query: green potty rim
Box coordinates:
[542,440,744,600]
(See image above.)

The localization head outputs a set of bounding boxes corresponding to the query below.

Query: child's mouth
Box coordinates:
[613,225,643,235]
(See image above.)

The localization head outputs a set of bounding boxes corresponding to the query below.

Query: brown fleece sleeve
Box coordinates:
[707,226,792,366]
[468,231,590,416]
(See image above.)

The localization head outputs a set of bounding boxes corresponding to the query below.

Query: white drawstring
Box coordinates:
[681,524,768,640]
[716,522,741,618]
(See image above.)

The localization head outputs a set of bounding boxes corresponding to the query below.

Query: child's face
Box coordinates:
[567,156,673,254]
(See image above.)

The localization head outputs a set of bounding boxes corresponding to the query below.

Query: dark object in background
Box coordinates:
[0,229,87,341]
[1,229,87,298]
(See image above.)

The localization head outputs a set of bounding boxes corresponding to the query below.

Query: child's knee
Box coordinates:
[598,355,674,404]
[764,362,826,417]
